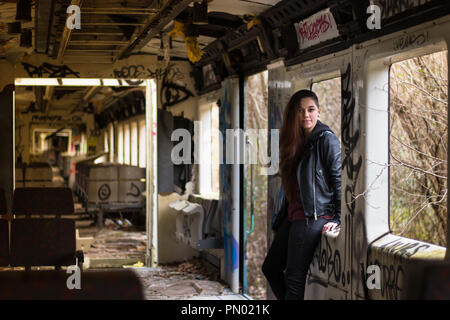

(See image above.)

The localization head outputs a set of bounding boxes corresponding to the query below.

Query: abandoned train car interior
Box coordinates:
[0,0,449,302]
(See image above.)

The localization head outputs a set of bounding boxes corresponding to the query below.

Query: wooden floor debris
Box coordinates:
[129,267,243,300]
[75,218,244,299]
[77,219,147,268]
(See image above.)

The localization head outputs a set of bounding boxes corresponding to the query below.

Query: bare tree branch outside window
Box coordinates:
[389,50,448,246]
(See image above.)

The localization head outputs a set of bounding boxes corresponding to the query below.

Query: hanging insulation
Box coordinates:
[169,20,203,63]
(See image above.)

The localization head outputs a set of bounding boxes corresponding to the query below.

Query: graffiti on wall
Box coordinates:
[96,181,144,202]
[294,8,339,50]
[31,115,83,123]
[376,0,432,19]
[315,236,344,285]
[341,64,362,215]
[28,114,85,129]
[393,31,429,51]
[161,66,194,109]
[113,63,194,109]
[306,62,366,299]
[22,62,80,78]
[98,184,111,201]
[378,238,431,258]
[126,182,141,198]
[114,64,171,80]
[282,48,447,299]
[219,82,237,285]
[341,62,367,299]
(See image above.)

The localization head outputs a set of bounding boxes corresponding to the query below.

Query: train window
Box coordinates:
[124,123,131,165]
[109,123,115,163]
[311,77,341,141]
[131,122,138,166]
[389,50,448,246]
[104,131,109,153]
[211,103,220,194]
[81,132,87,155]
[118,124,124,164]
[139,120,146,168]
[198,102,220,196]
[244,70,268,299]
[32,128,72,155]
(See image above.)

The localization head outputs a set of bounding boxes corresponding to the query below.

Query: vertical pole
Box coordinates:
[0,86,14,212]
[13,90,15,193]
[446,50,450,260]
[230,77,240,293]
[146,79,158,267]
[145,80,151,267]
[239,75,247,294]
[151,79,159,267]
[266,60,287,299]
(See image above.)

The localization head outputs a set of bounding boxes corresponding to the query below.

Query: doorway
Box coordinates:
[13,77,157,269]
[242,70,269,299]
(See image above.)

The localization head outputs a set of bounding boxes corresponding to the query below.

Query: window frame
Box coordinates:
[387,48,448,244]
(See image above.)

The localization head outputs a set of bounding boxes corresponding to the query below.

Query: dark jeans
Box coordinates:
[262,218,328,300]
[262,218,290,300]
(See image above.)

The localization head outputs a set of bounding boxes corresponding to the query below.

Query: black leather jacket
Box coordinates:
[296,120,341,224]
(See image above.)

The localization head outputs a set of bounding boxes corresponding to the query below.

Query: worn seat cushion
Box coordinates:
[0,270,144,300]
[12,188,74,216]
[0,219,9,266]
[10,219,75,267]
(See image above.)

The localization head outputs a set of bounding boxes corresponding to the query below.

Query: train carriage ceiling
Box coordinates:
[1,0,283,113]
[1,0,449,109]
[0,0,282,63]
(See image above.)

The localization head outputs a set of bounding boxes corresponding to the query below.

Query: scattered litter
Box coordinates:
[123,261,144,268]
[109,218,134,229]
[161,258,220,282]
[103,218,134,230]
[191,281,203,294]
[133,261,144,267]
[123,218,132,227]
[104,218,117,228]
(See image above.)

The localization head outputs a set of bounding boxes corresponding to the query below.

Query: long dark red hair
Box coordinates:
[280,89,319,203]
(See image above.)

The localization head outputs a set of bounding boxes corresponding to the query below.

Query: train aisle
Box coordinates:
[73,203,246,300]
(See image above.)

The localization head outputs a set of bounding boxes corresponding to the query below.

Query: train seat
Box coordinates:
[0,188,9,267]
[10,187,83,269]
[12,187,74,216]
[0,269,144,300]
[0,219,8,267]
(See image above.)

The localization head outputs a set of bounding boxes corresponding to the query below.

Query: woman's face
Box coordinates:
[298,97,320,133]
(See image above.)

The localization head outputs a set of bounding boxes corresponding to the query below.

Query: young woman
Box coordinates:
[262,89,342,300]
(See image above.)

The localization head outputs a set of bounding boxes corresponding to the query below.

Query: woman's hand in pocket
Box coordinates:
[322,222,338,234]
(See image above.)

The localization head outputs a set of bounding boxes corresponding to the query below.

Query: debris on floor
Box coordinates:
[84,229,147,263]
[161,257,221,282]
[123,261,145,268]
[73,215,240,299]
[130,264,237,300]
[104,218,117,229]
